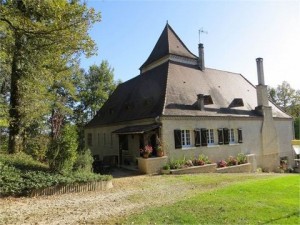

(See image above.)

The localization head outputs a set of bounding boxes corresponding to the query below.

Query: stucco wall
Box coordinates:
[160,117,263,163]
[85,119,155,162]
[160,116,293,170]
[274,119,294,167]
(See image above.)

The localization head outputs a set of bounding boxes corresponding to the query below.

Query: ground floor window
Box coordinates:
[181,130,191,147]
[206,129,214,145]
[229,129,235,143]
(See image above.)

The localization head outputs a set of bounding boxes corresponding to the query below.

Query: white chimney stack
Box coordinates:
[256,58,265,85]
[256,57,269,107]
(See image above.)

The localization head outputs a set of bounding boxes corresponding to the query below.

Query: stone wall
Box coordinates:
[138,156,168,174]
[216,163,251,173]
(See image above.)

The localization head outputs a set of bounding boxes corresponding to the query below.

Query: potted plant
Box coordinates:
[156,145,164,157]
[161,164,170,174]
[140,145,153,158]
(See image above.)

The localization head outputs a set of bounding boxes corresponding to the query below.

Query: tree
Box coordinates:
[74,60,120,151]
[268,81,300,139]
[0,0,100,153]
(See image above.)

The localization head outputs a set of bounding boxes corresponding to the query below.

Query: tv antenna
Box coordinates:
[199,28,208,43]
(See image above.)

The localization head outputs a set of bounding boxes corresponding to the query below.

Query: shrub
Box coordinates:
[217,160,227,168]
[0,152,49,171]
[47,124,78,173]
[169,158,185,169]
[24,135,49,161]
[162,164,170,170]
[185,160,194,167]
[73,148,94,172]
[227,156,238,166]
[237,153,247,165]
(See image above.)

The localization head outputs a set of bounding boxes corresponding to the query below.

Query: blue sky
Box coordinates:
[81,0,300,89]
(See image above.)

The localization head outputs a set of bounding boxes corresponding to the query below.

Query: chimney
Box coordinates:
[197,94,205,110]
[198,43,205,71]
[256,58,265,85]
[256,57,269,107]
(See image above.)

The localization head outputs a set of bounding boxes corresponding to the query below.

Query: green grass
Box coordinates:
[123,175,300,224]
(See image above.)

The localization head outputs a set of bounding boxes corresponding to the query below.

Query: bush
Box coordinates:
[24,135,49,161]
[73,148,94,172]
[169,158,185,169]
[0,158,112,197]
[237,153,247,165]
[162,164,170,170]
[217,160,227,168]
[0,152,49,171]
[227,156,238,166]
[47,124,78,173]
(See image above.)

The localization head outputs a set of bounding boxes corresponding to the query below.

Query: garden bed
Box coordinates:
[170,163,217,174]
[216,163,251,173]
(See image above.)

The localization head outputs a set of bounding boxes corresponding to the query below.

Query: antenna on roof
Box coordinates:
[198,27,208,44]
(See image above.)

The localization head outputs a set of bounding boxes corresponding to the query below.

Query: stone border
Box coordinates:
[216,163,251,173]
[170,163,217,174]
[29,180,113,197]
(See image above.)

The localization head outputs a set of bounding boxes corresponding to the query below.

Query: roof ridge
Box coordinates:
[205,67,241,75]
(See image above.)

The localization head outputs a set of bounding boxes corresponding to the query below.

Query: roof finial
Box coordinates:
[198,27,208,44]
[166,20,168,25]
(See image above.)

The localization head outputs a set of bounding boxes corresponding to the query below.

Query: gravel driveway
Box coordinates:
[0,173,197,224]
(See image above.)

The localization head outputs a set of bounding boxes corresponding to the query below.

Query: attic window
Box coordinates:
[204,95,213,105]
[229,98,244,108]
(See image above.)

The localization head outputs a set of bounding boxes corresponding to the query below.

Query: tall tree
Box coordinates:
[0,0,100,153]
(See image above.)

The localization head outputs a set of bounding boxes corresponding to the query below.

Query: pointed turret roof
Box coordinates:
[140,24,197,70]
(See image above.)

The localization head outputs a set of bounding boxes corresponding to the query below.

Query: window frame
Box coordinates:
[206,129,215,145]
[181,130,192,148]
[229,128,235,144]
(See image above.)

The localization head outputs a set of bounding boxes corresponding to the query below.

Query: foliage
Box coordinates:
[23,134,50,161]
[193,154,211,166]
[294,117,299,139]
[0,153,111,197]
[73,147,94,172]
[162,164,170,170]
[0,0,101,153]
[169,158,186,169]
[122,175,299,224]
[217,160,227,168]
[0,152,49,171]
[47,124,78,173]
[236,153,247,165]
[226,156,238,166]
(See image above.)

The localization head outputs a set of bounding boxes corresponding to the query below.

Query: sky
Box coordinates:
[81,0,300,89]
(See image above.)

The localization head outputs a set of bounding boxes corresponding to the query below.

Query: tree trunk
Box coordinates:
[8,33,23,154]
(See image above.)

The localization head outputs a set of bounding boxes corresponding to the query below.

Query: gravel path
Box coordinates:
[0,175,197,224]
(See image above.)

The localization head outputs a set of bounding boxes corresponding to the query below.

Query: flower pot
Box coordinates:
[157,151,164,157]
[143,153,149,158]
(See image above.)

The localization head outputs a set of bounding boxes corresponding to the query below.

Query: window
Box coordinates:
[223,128,229,144]
[229,129,235,143]
[238,129,243,143]
[87,133,93,146]
[181,130,191,147]
[218,129,224,144]
[103,133,106,146]
[206,129,214,145]
[110,133,113,147]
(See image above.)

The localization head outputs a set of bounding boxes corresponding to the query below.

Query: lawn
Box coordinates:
[122,174,299,224]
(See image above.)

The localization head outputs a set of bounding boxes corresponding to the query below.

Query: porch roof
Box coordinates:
[112,123,160,135]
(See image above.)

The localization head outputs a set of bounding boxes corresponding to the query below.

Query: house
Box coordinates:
[85,23,294,172]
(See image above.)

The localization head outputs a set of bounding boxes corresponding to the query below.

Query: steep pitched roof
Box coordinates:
[163,61,289,118]
[86,24,291,128]
[86,62,168,128]
[140,23,197,70]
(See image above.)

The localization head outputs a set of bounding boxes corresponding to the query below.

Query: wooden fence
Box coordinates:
[29,180,113,197]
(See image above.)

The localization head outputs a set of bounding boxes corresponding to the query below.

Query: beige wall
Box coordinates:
[85,116,294,170]
[160,116,294,169]
[85,119,155,162]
